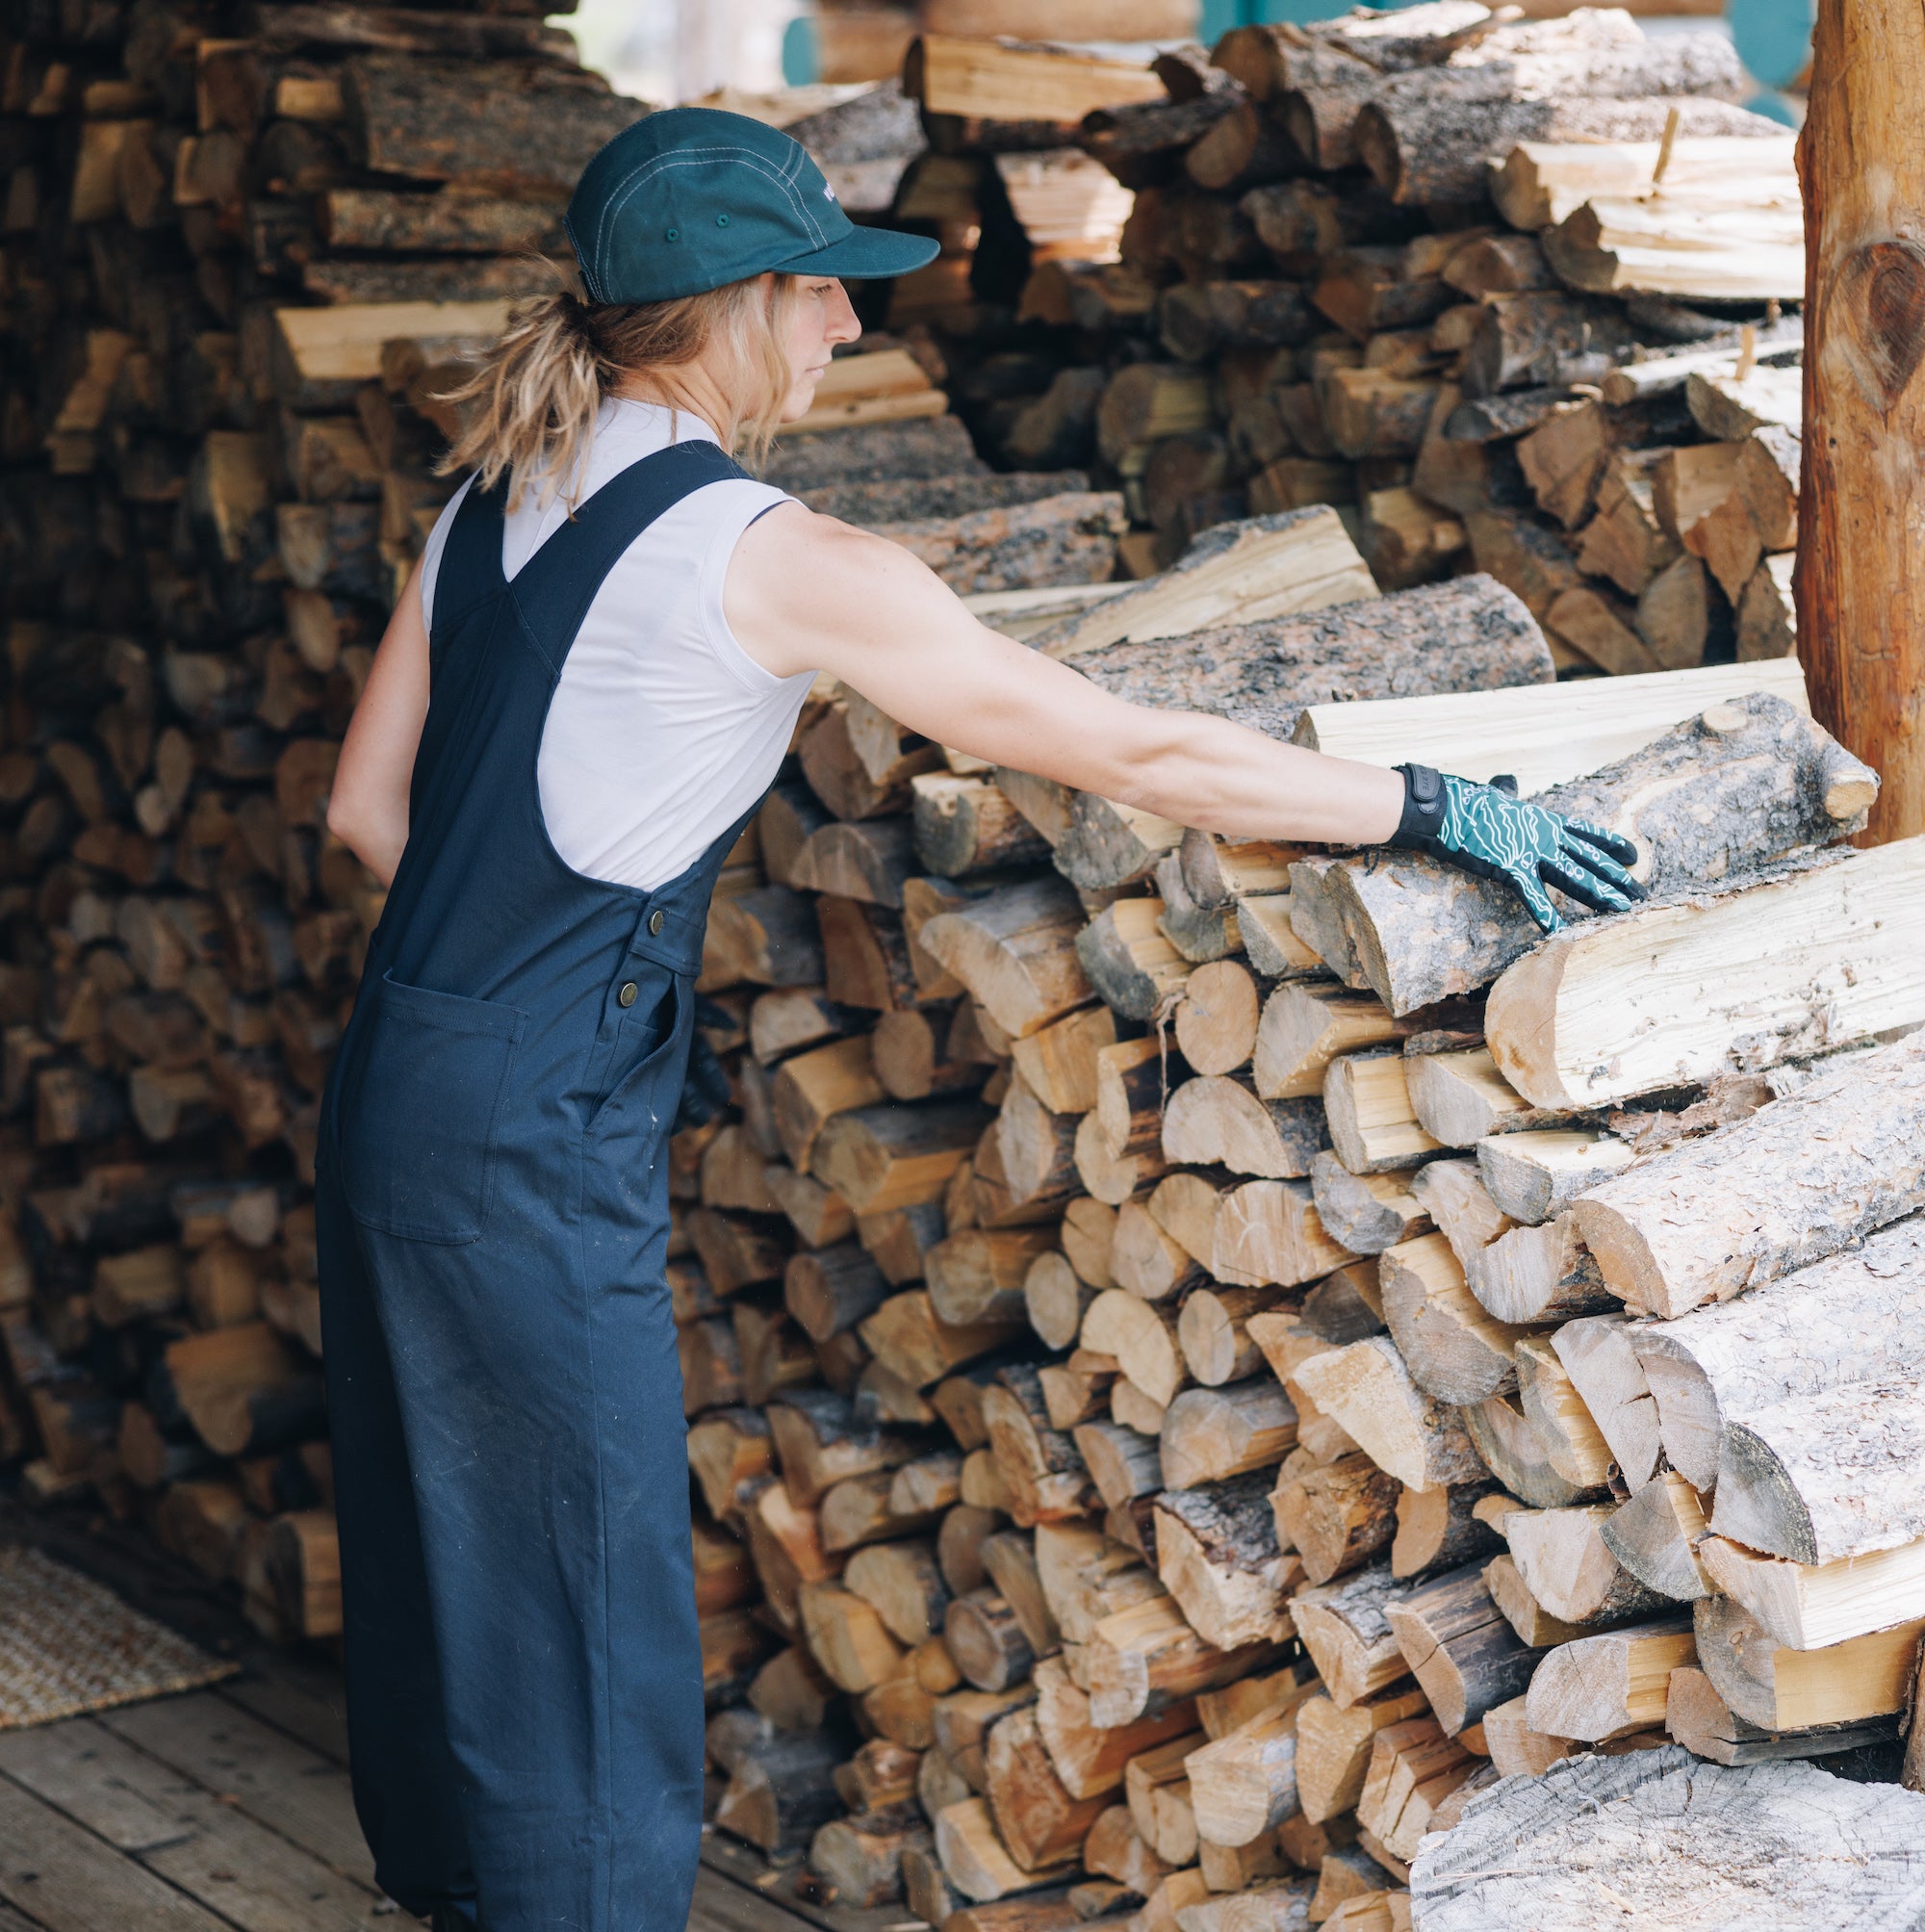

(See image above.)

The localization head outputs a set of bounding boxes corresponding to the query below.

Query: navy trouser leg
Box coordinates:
[317,1159,479,1919]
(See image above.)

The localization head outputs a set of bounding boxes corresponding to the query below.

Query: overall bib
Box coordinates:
[317,441,759,1931]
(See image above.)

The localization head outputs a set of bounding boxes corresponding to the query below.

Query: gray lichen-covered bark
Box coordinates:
[1155,1470,1284,1575]
[879,493,1126,596]
[1319,692,1877,1014]
[761,415,988,491]
[1574,1035,1925,1319]
[1064,574,1550,728]
[1629,1212,1925,1491]
[1409,1745,1925,1932]
[796,471,1091,528]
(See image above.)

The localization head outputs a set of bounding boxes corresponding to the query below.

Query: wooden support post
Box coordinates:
[1797,0,1925,838]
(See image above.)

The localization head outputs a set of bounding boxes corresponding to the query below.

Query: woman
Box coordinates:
[321,106,1639,1932]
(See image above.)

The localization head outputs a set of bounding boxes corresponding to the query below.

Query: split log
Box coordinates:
[1411,1744,1925,1929]
[929,1228,1058,1327]
[860,1290,1026,1390]
[1665,1664,1901,1769]
[1074,897,1191,1007]
[935,1796,1076,1904]
[1322,1051,1442,1176]
[1549,1314,1662,1491]
[1173,961,1263,1077]
[1391,1481,1503,1583]
[1177,1285,1293,1389]
[1031,1655,1196,1801]
[1405,1051,1600,1152]
[1575,1036,1925,1318]
[1155,1473,1300,1650]
[985,1706,1111,1873]
[1294,1685,1432,1823]
[1459,1395,1594,1511]
[1072,1420,1164,1515]
[1272,1452,1399,1585]
[1521,1619,1695,1742]
[1213,1180,1356,1294]
[1254,985,1408,1102]
[1505,1505,1673,1629]
[1475,1128,1633,1224]
[1082,1291,1187,1410]
[1599,1474,1712,1605]
[917,880,1092,1040]
[1311,1157,1430,1257]
[1513,1339,1613,1492]
[1382,1564,1547,1737]
[1698,1535,1925,1654]
[1292,1565,1416,1710]
[1024,1254,1095,1353]
[1162,1077,1327,1180]
[1467,1214,1613,1326]
[1185,1702,1308,1849]
[1378,1232,1535,1406]
[1161,1378,1297,1489]
[1084,1592,1289,1728]
[1355,1712,1480,1865]
[1693,1596,1924,1732]
[1009,1006,1115,1116]
[1291,1337,1487,1492]
[1629,1213,1925,1490]
[1323,693,1877,1017]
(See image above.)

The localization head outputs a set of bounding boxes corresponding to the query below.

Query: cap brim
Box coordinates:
[773,223,941,281]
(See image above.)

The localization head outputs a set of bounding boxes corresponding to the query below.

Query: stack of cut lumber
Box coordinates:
[886,7,1805,672]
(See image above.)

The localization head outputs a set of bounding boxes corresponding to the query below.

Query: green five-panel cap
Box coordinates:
[565,106,939,305]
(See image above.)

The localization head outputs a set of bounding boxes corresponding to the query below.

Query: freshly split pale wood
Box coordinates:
[934,1795,1075,1904]
[859,1289,1026,1391]
[1481,1550,1589,1653]
[1031,1656,1196,1802]
[1459,1394,1593,1511]
[1273,1452,1399,1586]
[1173,961,1263,1077]
[1039,1353,1117,1433]
[1212,1179,1355,1291]
[1161,1378,1297,1489]
[1699,1535,1925,1654]
[1082,1803,1170,1900]
[1491,132,1798,231]
[1008,1006,1116,1117]
[1112,1198,1201,1304]
[1599,1474,1712,1605]
[1330,693,1876,1018]
[801,1581,908,1694]
[1254,985,1409,1102]
[1405,1163,1512,1276]
[1549,1314,1661,1491]
[982,1369,1096,1528]
[1083,1289,1187,1409]
[1176,1284,1286,1389]
[917,880,1092,1041]
[1467,1214,1610,1327]
[1512,1339,1612,1491]
[1378,1233,1535,1406]
[1074,1107,1170,1206]
[1405,1051,1595,1151]
[1322,1051,1442,1176]
[1506,1505,1671,1628]
[1574,1037,1925,1317]
[1664,1664,1901,1768]
[1085,1590,1289,1728]
[1522,1619,1695,1743]
[1162,1075,1327,1180]
[1023,1253,1092,1353]
[1114,1377,1174,1440]
[1157,1473,1301,1650]
[1353,1713,1477,1870]
[1310,1155,1430,1257]
[1029,506,1375,660]
[1490,840,1925,1111]
[1184,1700,1305,1848]
[1291,1336,1487,1493]
[1292,1564,1416,1711]
[845,1539,951,1647]
[985,1705,1110,1874]
[1695,1599,1924,1738]
[1477,1693,1573,1780]
[1294,1685,1432,1823]
[1074,1419,1163,1514]
[1384,1564,1548,1737]
[928,1227,1058,1327]
[1476,1128,1633,1224]
[1392,1481,1503,1583]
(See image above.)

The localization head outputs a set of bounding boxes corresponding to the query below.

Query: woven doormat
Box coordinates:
[0,1543,239,1730]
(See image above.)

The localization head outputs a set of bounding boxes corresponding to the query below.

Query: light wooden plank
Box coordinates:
[0,1774,230,1932]
[2,1719,378,1932]
[689,1864,820,1932]
[99,1692,373,1887]
[1291,657,1810,795]
[0,1719,197,1853]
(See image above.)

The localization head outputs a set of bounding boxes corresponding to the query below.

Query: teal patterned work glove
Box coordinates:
[1391,764,1645,934]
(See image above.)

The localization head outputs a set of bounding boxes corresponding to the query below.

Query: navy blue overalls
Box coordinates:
[317,442,759,1931]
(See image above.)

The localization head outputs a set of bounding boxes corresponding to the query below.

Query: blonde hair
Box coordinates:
[436,272,800,511]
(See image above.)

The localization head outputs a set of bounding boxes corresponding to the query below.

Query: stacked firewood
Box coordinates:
[702,563,1925,1928]
[892,6,1806,677]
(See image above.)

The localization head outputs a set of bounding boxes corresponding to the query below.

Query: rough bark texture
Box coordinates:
[1321,692,1878,1015]
[1357,94,1770,208]
[342,54,646,193]
[879,493,1126,596]
[1069,573,1552,732]
[1797,0,1925,841]
[1572,1036,1925,1319]
[1410,1745,1925,1931]
[761,416,988,492]
[1383,1561,1550,1736]
[799,471,1093,529]
[1630,1212,1925,1494]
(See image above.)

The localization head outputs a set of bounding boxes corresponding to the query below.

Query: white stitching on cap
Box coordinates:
[588,142,832,271]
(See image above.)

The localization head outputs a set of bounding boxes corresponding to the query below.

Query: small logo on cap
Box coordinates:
[824,181,837,200]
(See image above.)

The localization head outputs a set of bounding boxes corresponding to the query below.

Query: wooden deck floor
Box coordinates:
[0,1503,902,1932]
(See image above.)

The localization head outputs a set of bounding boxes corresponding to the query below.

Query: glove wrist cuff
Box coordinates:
[1390,763,1446,849]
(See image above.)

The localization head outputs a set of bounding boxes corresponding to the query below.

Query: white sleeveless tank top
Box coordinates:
[416,399,812,891]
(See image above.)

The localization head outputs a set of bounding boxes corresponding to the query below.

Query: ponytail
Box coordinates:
[435,271,801,512]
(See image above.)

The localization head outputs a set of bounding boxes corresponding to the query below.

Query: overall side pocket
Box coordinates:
[337,970,527,1245]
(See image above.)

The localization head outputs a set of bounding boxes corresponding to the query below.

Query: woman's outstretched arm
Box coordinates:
[727,503,1408,848]
[327,558,429,885]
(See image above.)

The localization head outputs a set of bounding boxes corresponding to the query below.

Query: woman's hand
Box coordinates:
[726,504,1408,849]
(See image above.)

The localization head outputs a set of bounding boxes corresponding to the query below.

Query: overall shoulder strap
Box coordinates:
[428,474,510,651]
[508,440,749,669]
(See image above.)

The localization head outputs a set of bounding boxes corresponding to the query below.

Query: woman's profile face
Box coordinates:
[776,275,862,422]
